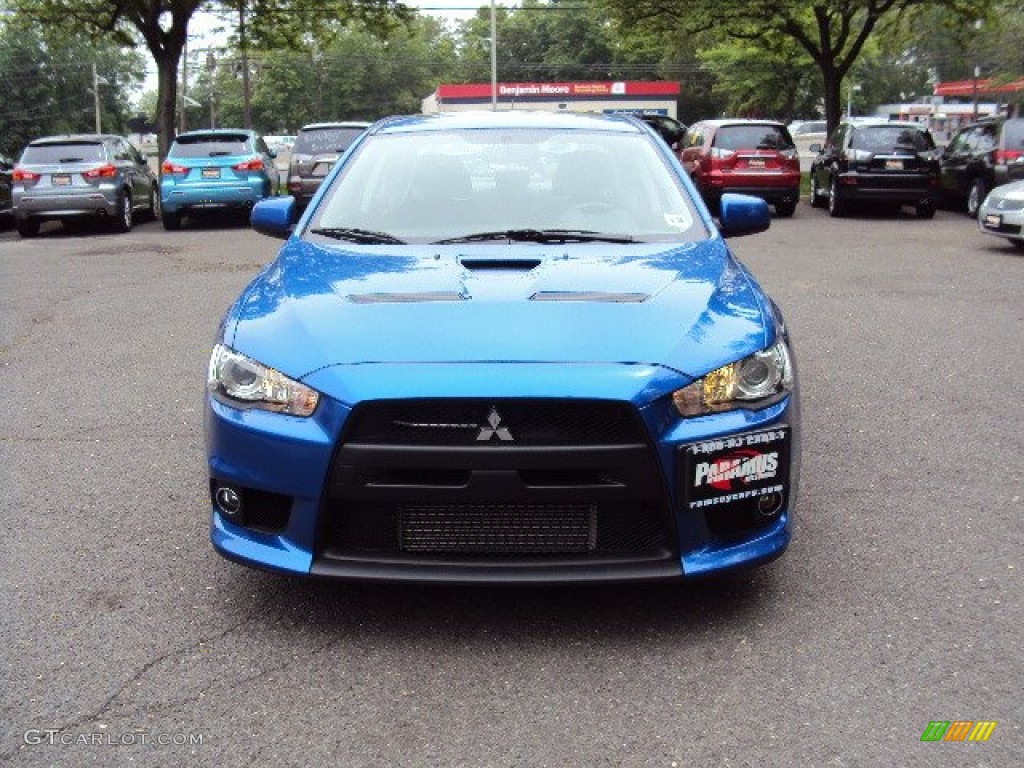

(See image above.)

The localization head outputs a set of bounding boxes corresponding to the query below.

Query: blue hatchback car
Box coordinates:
[160,129,277,229]
[206,111,800,584]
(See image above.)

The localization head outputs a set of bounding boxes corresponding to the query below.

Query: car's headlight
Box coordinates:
[207,343,319,416]
[672,340,793,416]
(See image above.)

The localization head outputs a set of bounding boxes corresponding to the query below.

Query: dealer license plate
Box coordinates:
[201,168,221,179]
[747,158,766,168]
[682,427,791,513]
[52,174,71,186]
[984,213,1002,228]
[885,159,904,170]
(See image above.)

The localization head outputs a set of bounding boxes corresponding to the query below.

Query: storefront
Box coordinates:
[421,81,681,118]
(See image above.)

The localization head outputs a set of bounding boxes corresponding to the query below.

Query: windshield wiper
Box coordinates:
[434,229,634,245]
[308,227,407,244]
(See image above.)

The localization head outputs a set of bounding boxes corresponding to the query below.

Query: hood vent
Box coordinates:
[530,291,649,303]
[348,292,466,304]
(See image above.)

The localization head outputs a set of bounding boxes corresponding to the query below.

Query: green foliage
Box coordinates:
[185,16,457,132]
[0,15,146,157]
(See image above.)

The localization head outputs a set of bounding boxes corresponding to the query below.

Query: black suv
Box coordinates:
[939,117,1024,216]
[808,120,940,218]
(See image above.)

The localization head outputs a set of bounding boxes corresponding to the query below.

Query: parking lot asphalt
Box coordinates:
[1,205,1021,766]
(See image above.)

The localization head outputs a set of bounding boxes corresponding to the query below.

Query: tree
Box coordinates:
[599,0,989,132]
[10,0,408,158]
[0,15,146,157]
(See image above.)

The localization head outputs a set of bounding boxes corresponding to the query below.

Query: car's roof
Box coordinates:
[29,134,118,144]
[299,121,372,131]
[848,120,929,130]
[693,118,787,128]
[175,129,256,138]
[370,110,647,136]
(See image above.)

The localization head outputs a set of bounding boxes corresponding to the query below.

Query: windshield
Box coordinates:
[310,128,702,243]
[293,127,367,155]
[21,142,106,164]
[170,134,252,158]
[851,126,934,152]
[714,125,794,151]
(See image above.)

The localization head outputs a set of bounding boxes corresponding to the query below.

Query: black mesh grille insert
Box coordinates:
[399,504,597,554]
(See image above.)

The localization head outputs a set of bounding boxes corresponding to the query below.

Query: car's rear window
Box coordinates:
[714,125,794,151]
[21,142,106,164]
[293,127,366,155]
[170,134,252,158]
[851,126,934,152]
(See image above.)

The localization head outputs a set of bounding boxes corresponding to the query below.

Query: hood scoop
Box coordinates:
[460,258,542,272]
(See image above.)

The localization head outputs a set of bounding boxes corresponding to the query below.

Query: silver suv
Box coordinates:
[286,122,369,207]
[13,134,158,237]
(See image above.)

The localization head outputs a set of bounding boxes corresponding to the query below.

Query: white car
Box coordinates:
[977,180,1024,250]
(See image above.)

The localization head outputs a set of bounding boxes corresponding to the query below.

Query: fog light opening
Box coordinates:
[756,491,783,517]
[214,484,243,520]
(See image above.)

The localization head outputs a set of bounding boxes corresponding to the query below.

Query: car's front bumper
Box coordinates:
[206,364,799,584]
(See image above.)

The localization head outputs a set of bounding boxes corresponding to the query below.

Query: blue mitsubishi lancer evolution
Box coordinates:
[205,110,800,584]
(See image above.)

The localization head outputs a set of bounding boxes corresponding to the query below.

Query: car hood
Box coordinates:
[227,238,772,386]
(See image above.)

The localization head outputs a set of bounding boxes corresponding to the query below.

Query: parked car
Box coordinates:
[206,111,799,585]
[939,117,1024,217]
[159,129,278,230]
[638,113,687,147]
[977,178,1024,250]
[11,134,158,237]
[789,120,828,163]
[286,121,370,207]
[0,153,13,219]
[679,119,801,216]
[808,120,940,218]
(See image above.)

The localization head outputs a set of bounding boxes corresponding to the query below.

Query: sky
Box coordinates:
[141,1,491,93]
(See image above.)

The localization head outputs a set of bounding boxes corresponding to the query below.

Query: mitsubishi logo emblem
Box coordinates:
[476,407,513,441]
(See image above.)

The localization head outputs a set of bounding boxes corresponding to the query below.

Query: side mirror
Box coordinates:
[717,193,771,238]
[251,196,297,240]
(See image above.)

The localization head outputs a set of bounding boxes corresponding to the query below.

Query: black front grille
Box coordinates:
[317,398,674,565]
[342,399,646,446]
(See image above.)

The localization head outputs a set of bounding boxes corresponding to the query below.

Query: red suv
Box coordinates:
[679,119,801,217]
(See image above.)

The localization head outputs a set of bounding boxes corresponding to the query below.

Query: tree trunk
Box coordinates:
[821,65,844,135]
[155,51,179,160]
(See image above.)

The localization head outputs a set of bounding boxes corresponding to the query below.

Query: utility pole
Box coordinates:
[206,51,217,129]
[239,0,252,129]
[180,37,188,134]
[490,0,497,110]
[92,64,103,133]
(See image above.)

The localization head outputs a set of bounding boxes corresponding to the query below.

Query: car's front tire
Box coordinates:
[808,174,824,208]
[146,184,159,221]
[828,177,845,217]
[967,178,986,218]
[112,189,133,233]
